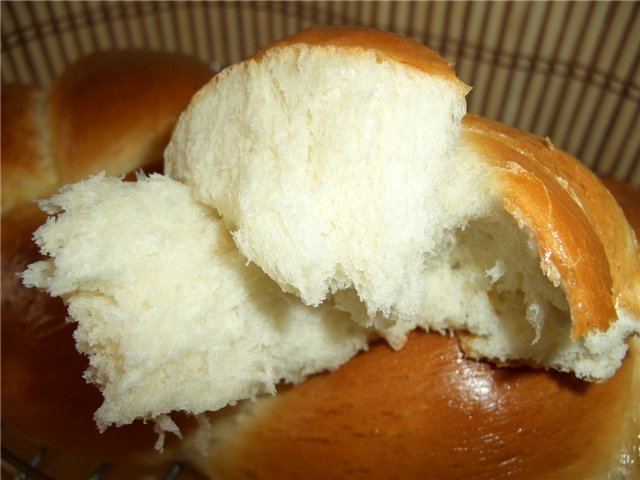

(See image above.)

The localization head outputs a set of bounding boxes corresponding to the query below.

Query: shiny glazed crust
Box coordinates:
[253,26,469,96]
[1,86,57,213]
[1,51,213,212]
[48,51,213,185]
[2,28,639,478]
[462,115,640,338]
[200,331,639,479]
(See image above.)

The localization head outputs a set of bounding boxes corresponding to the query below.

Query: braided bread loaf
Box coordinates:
[4,28,639,479]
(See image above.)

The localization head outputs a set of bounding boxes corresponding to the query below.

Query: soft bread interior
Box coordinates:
[21,174,369,430]
[166,43,469,315]
[334,163,637,380]
[166,39,639,380]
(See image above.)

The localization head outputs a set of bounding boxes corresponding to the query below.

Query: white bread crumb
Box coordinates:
[22,173,369,429]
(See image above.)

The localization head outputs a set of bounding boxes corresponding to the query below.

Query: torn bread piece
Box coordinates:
[21,173,369,430]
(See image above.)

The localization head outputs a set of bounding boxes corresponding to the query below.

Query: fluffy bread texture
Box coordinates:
[8,27,640,478]
[192,178,640,479]
[21,174,368,430]
[166,27,640,380]
[456,116,640,377]
[166,27,470,316]
[2,203,190,461]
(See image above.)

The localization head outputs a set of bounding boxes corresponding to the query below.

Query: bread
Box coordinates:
[192,178,640,479]
[453,115,640,376]
[193,332,640,480]
[166,26,470,316]
[602,177,640,237]
[1,86,56,213]
[6,27,640,479]
[1,50,212,467]
[22,173,369,430]
[11,178,639,478]
[22,24,640,425]
[1,50,214,213]
[165,26,640,380]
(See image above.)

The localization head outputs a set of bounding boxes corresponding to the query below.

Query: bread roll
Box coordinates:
[12,176,639,478]
[21,26,640,430]
[4,27,639,480]
[165,26,640,380]
[1,50,214,213]
[22,173,369,431]
[191,177,638,479]
[1,50,212,464]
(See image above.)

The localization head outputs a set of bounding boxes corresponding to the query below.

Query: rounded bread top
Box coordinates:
[2,51,213,214]
[201,331,639,479]
[252,26,470,95]
[48,50,213,185]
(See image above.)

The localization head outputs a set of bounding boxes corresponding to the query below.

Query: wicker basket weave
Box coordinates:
[1,1,639,478]
[2,1,639,184]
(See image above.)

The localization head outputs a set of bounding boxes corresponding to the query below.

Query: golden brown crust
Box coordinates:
[1,86,58,212]
[1,51,212,216]
[602,178,640,238]
[461,114,640,338]
[1,51,212,464]
[254,26,469,94]
[201,331,638,479]
[47,50,213,184]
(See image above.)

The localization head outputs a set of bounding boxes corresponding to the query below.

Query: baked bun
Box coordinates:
[192,177,639,479]
[12,27,640,480]
[1,50,212,467]
[166,26,640,380]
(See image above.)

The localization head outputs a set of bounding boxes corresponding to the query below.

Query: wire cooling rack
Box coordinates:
[1,1,639,478]
[0,447,203,480]
[0,436,207,480]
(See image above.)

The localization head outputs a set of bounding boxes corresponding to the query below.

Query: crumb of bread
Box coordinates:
[22,173,369,430]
